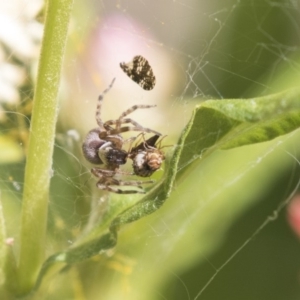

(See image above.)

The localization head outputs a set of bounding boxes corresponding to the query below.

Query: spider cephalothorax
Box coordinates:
[129,135,165,177]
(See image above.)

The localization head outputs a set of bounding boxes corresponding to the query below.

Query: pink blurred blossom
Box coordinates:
[287,194,300,238]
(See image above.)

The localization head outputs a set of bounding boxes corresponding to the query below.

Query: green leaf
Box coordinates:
[111,88,300,299]
[177,88,300,173]
[34,87,300,292]
[115,128,300,300]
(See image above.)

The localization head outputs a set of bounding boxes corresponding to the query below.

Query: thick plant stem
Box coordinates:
[17,0,74,295]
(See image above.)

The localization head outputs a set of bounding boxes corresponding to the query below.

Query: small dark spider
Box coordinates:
[82,78,161,193]
[128,134,166,177]
[120,55,156,90]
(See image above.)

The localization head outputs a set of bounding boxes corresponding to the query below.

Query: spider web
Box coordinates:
[1,0,300,299]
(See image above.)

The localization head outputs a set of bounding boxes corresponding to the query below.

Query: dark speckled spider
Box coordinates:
[82,78,161,194]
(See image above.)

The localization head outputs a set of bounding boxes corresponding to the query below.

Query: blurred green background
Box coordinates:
[1,0,300,299]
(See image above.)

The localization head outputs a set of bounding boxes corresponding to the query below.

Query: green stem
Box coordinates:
[17,0,74,295]
[0,195,16,298]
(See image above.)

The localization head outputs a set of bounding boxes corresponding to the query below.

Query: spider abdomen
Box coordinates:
[82,128,106,164]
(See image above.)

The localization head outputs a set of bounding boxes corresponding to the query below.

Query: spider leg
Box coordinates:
[96,184,146,194]
[100,135,124,149]
[102,117,161,137]
[123,136,138,153]
[123,136,137,144]
[101,104,156,132]
[101,125,161,137]
[115,104,156,130]
[115,170,134,175]
[96,78,116,130]
[156,135,172,149]
[104,118,144,128]
[117,179,154,186]
[91,168,116,177]
[117,104,156,120]
[130,134,161,153]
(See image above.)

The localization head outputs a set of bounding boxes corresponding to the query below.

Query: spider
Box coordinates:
[128,134,166,177]
[82,78,161,193]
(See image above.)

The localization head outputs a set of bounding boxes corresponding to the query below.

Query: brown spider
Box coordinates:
[82,78,161,194]
[128,134,166,177]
